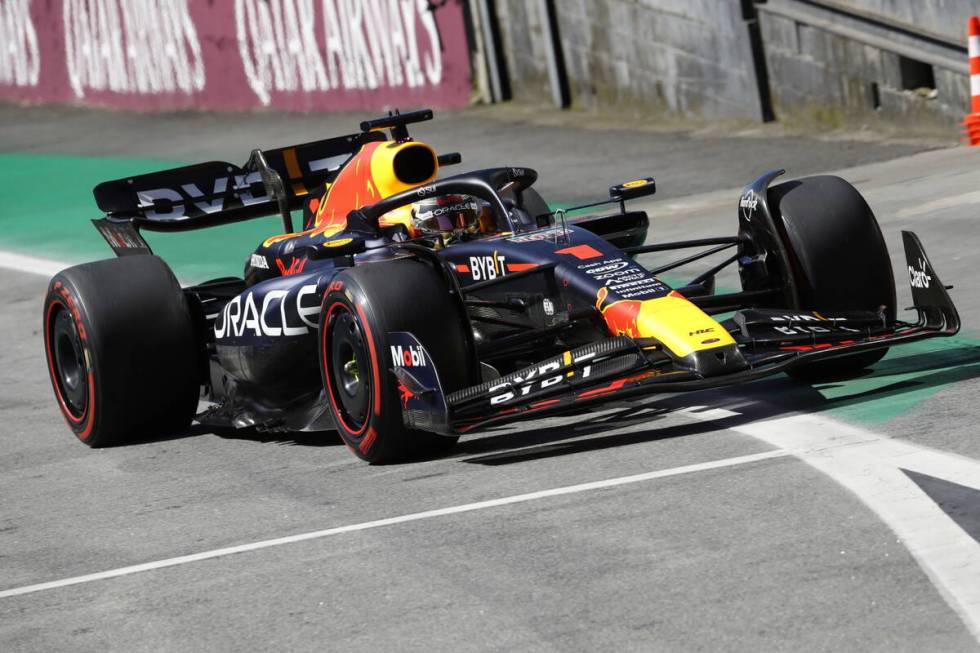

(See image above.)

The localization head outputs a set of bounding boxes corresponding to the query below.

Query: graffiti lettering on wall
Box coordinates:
[235,0,443,105]
[0,0,40,87]
[0,0,469,110]
[63,0,206,98]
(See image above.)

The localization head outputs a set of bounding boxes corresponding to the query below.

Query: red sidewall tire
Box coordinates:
[44,285,98,443]
[319,259,473,464]
[43,256,201,448]
[321,298,388,459]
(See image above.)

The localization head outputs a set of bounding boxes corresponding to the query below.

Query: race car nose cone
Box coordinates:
[678,344,749,377]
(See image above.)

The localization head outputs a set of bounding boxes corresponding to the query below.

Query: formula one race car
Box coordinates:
[43,109,960,462]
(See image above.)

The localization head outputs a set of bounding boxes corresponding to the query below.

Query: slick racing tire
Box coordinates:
[319,258,473,463]
[43,255,201,447]
[769,175,897,380]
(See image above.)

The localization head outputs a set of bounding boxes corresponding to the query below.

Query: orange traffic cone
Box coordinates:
[965,16,980,145]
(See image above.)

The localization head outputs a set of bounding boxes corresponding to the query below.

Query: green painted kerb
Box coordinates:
[0,153,286,281]
[813,335,980,425]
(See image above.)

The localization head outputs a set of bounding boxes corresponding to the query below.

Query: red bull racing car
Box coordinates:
[43,110,960,462]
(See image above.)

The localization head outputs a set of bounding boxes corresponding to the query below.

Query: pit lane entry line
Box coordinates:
[0,449,790,601]
[0,251,73,278]
[681,406,980,643]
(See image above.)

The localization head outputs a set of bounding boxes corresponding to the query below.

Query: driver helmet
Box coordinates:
[411,195,494,241]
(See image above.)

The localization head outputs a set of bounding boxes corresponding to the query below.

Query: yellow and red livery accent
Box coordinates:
[595,287,736,358]
[264,139,440,248]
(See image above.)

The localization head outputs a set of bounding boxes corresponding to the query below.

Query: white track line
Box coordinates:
[0,449,788,600]
[0,251,72,278]
[682,407,980,643]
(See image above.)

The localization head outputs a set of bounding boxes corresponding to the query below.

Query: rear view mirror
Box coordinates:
[610,177,656,201]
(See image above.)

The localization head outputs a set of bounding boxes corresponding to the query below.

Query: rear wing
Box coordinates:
[89,109,461,257]
[93,130,386,235]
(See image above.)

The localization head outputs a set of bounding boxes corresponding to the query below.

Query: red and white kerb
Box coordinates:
[965,16,980,145]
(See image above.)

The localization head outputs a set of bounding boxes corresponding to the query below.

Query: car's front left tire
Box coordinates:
[319,258,474,463]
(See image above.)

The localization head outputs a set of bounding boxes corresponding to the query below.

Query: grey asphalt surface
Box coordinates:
[0,102,932,203]
[1,104,979,651]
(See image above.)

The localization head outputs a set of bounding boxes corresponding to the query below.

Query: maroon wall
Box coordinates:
[0,0,471,112]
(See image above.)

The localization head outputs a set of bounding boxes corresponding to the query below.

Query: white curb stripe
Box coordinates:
[682,408,980,644]
[0,449,788,600]
[0,251,71,278]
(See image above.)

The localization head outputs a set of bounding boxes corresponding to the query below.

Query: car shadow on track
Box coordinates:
[140,342,980,461]
[704,342,980,421]
[197,424,343,448]
[453,341,980,466]
[455,404,755,466]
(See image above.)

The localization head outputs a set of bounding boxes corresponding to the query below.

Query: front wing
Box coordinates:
[397,231,960,435]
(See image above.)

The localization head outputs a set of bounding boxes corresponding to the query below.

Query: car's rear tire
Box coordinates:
[43,255,201,447]
[319,258,473,463]
[769,175,896,379]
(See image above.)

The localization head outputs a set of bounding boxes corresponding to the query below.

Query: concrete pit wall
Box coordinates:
[493,0,766,121]
[758,0,974,133]
[488,0,975,135]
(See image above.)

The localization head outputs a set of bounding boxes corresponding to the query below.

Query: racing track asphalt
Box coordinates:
[1,104,979,651]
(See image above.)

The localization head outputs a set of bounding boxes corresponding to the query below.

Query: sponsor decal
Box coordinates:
[0,0,40,88]
[1,0,470,113]
[579,259,629,275]
[578,258,651,287]
[94,222,149,251]
[137,171,267,220]
[276,256,307,276]
[766,312,858,334]
[739,191,758,221]
[469,252,507,281]
[54,282,88,343]
[770,313,822,322]
[774,324,831,336]
[415,184,437,197]
[908,258,932,289]
[64,0,205,99]
[235,0,444,106]
[489,351,596,405]
[397,381,415,408]
[542,298,555,316]
[214,283,319,339]
[507,227,565,243]
[249,253,269,269]
[390,344,426,368]
[324,237,353,248]
[418,199,479,219]
[622,179,648,189]
[605,276,667,299]
[689,327,714,337]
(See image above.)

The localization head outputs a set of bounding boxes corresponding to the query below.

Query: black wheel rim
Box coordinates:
[329,309,370,431]
[51,305,88,418]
